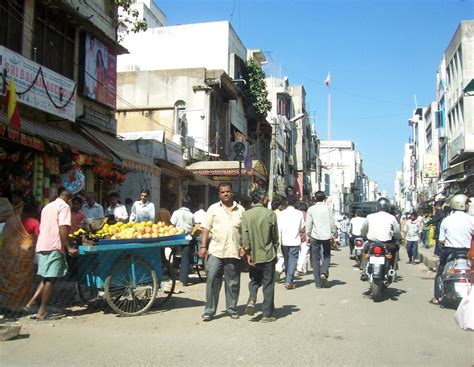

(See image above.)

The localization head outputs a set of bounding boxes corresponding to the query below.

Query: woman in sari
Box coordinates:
[0,198,37,313]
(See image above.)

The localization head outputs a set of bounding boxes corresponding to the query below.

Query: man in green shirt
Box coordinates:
[241,188,279,322]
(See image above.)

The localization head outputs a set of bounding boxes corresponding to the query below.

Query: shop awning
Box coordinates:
[0,112,109,157]
[442,157,474,181]
[187,160,268,181]
[81,126,159,175]
[156,159,218,187]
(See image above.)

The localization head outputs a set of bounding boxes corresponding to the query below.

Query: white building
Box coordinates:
[319,140,366,215]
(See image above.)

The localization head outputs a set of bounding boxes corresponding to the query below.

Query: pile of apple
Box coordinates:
[96,221,185,240]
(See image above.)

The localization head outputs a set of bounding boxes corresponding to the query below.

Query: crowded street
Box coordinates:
[0,247,471,366]
[1,1,474,366]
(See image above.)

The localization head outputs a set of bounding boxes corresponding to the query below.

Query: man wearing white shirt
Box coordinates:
[170,196,195,287]
[129,190,155,223]
[431,194,474,305]
[278,196,304,289]
[105,192,128,223]
[82,192,104,219]
[193,203,207,224]
[349,210,366,257]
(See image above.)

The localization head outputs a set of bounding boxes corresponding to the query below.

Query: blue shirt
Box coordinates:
[129,201,156,223]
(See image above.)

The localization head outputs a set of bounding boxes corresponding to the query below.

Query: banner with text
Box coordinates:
[0,46,76,122]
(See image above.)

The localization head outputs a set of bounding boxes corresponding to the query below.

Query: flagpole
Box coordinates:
[326,73,331,171]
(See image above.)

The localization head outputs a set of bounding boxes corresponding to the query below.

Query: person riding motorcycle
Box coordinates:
[349,209,366,259]
[430,194,474,305]
[359,197,402,281]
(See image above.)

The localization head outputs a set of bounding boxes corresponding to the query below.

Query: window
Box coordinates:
[33,3,75,79]
[0,0,24,53]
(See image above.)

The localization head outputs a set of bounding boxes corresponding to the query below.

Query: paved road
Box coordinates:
[1,247,473,366]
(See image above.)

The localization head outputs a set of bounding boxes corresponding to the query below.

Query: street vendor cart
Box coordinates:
[76,234,191,317]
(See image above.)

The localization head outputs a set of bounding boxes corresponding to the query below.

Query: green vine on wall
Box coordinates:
[245,59,272,118]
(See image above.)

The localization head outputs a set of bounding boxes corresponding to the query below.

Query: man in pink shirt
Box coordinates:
[25,187,77,320]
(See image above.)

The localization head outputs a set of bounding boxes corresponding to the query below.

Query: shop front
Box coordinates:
[0,111,114,207]
[186,160,268,206]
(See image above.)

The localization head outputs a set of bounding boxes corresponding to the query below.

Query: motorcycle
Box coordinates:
[438,249,471,306]
[353,237,364,267]
[363,241,396,302]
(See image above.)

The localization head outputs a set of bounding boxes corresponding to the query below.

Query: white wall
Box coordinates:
[118,21,246,74]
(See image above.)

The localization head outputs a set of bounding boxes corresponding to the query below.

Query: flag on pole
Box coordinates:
[2,78,21,130]
[324,72,331,87]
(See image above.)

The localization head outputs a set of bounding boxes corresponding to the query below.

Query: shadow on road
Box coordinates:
[361,286,407,302]
[325,279,347,288]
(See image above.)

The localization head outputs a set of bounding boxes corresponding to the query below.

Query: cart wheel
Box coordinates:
[155,259,176,307]
[104,256,158,316]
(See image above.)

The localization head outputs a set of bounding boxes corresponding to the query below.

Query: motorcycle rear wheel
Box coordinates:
[371,278,383,302]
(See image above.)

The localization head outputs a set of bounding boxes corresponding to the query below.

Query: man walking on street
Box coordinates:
[170,196,195,289]
[278,195,304,289]
[25,187,78,320]
[242,188,279,322]
[403,212,422,264]
[306,191,337,288]
[199,183,245,321]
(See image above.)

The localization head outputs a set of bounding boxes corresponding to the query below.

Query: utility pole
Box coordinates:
[268,117,277,203]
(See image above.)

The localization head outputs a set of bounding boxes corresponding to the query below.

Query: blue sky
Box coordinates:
[157,0,473,195]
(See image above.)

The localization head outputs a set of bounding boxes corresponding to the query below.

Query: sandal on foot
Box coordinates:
[429,298,440,305]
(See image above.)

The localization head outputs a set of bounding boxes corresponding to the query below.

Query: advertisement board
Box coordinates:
[423,154,439,178]
[0,46,76,122]
[81,33,117,109]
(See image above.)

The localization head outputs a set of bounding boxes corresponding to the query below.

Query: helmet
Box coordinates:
[376,197,391,213]
[450,194,469,211]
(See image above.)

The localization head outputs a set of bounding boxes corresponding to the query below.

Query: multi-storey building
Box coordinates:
[117,16,271,207]
[0,0,154,206]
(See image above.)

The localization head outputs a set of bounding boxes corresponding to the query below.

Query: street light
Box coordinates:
[268,113,305,202]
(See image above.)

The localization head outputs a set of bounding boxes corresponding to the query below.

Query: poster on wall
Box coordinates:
[80,33,117,109]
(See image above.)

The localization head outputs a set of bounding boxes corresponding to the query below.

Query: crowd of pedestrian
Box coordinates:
[1,184,473,324]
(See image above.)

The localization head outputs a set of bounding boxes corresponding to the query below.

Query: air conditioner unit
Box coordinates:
[230,142,249,160]
[438,127,446,138]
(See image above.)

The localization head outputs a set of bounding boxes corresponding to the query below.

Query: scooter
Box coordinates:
[439,249,471,306]
[362,241,396,302]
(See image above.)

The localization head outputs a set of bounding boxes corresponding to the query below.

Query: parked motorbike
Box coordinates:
[362,241,396,302]
[353,237,364,267]
[438,249,471,306]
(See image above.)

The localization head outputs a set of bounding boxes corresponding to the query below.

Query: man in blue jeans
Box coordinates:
[278,195,304,289]
[306,191,337,288]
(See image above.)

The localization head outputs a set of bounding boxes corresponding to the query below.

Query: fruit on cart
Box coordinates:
[98,221,185,240]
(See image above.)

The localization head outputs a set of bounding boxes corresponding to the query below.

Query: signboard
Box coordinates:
[0,46,76,122]
[81,33,117,109]
[165,139,184,167]
[423,154,439,178]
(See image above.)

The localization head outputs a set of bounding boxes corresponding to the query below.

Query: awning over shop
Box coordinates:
[187,160,268,181]
[81,126,159,175]
[442,157,474,181]
[0,111,108,157]
[156,159,218,187]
